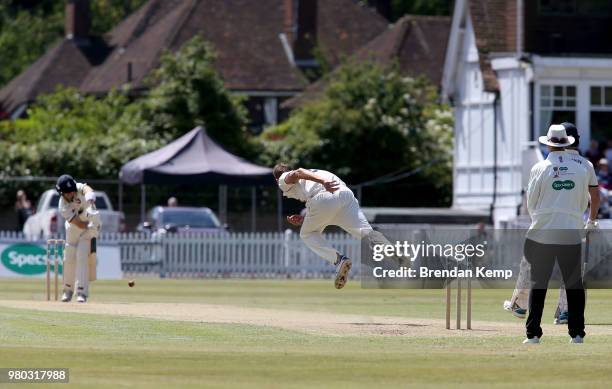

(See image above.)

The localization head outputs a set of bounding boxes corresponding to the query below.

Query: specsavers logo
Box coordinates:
[1,244,62,275]
[552,180,575,190]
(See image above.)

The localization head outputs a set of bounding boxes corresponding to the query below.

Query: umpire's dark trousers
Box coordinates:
[524,238,585,339]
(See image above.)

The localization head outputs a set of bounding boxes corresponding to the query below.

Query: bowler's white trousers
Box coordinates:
[300,188,372,263]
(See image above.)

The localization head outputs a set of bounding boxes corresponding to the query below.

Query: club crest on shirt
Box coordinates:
[553,167,560,178]
[558,166,574,176]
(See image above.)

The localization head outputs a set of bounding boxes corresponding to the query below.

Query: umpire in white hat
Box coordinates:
[523,124,597,344]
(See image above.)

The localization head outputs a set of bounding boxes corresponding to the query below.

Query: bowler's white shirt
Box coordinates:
[526,150,596,244]
[58,182,89,222]
[278,169,346,205]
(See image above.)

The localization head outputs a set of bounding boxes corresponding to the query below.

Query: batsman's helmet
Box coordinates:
[56,174,77,194]
[561,122,580,148]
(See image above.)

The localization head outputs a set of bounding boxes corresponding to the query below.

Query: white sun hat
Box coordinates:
[538,124,575,147]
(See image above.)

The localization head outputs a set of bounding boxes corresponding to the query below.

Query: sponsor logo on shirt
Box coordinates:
[552,180,575,190]
[558,166,575,176]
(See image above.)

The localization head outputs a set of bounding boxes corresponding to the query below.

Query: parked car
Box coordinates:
[137,206,226,235]
[23,189,126,239]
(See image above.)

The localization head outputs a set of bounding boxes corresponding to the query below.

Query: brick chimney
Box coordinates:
[65,0,90,40]
[284,0,298,44]
[284,0,317,63]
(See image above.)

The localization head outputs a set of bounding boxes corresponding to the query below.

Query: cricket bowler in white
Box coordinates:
[273,163,373,289]
[56,174,101,303]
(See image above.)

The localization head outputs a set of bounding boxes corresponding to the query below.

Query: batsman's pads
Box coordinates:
[63,255,76,288]
[88,238,97,282]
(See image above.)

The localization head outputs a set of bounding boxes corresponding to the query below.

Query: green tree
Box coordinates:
[2,87,130,140]
[0,86,164,177]
[136,35,252,157]
[0,0,147,87]
[259,61,453,206]
[0,85,165,208]
[0,34,257,207]
[0,2,63,87]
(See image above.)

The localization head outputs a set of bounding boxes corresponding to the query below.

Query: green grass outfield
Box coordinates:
[1,279,612,388]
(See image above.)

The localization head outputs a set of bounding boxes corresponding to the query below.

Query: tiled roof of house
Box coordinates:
[83,0,386,92]
[81,0,198,93]
[81,0,387,93]
[283,15,450,109]
[0,38,110,114]
[317,0,389,67]
[1,0,388,114]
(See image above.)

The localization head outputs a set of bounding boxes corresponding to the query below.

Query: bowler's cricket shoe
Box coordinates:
[334,255,352,289]
[61,290,73,303]
[503,300,527,319]
[570,336,584,344]
[76,294,87,303]
[554,311,568,325]
[522,336,540,344]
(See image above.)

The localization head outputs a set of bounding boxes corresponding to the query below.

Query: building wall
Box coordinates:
[451,15,526,225]
[491,57,531,222]
[452,15,495,210]
[447,0,612,225]
[531,56,612,151]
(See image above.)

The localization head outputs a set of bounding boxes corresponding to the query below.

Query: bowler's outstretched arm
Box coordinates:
[283,168,339,192]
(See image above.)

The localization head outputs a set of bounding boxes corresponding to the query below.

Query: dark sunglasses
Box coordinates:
[549,137,568,143]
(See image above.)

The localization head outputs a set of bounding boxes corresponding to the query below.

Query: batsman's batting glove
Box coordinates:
[85,206,101,229]
[85,191,96,204]
[585,219,599,231]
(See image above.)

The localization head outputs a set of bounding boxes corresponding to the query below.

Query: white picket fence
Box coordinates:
[0,230,360,278]
[5,226,610,281]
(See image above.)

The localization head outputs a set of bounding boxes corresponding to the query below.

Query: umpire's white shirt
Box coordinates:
[565,148,598,191]
[526,150,596,244]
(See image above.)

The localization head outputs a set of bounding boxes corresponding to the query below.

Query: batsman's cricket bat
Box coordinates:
[583,232,590,283]
[583,231,591,305]
[88,238,97,282]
